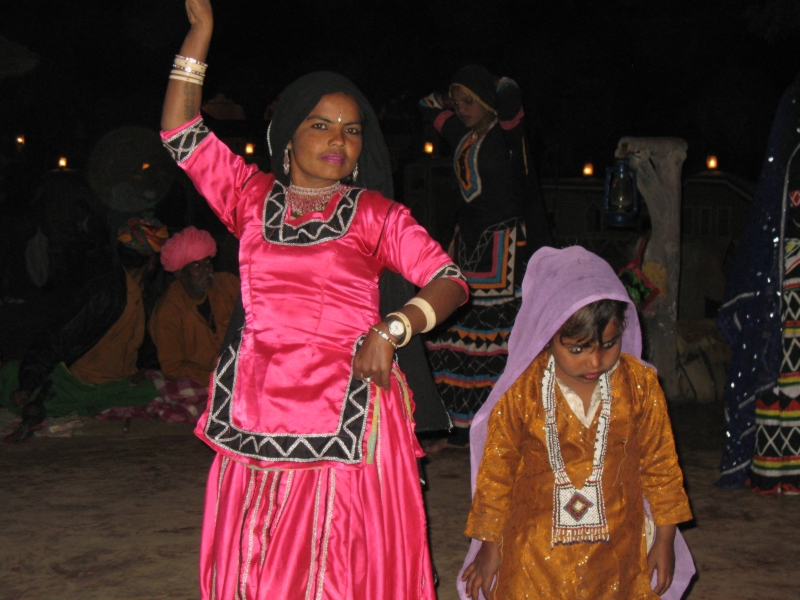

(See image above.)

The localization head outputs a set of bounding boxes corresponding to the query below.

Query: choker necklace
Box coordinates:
[470,118,497,142]
[542,354,612,547]
[286,182,343,217]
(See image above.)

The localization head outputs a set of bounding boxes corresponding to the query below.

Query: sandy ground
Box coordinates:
[1,402,798,600]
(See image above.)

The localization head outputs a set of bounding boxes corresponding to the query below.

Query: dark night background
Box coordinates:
[1,0,797,183]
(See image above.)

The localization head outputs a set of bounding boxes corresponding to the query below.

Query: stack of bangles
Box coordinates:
[369,297,437,350]
[170,54,207,86]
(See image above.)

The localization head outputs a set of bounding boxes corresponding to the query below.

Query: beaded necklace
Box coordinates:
[286,182,343,217]
[542,354,612,547]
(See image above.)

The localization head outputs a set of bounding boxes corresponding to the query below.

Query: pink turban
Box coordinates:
[160,226,217,272]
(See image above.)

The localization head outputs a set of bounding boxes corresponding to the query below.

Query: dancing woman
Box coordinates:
[161,2,468,598]
[420,65,551,446]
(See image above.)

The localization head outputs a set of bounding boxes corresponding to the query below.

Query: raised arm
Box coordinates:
[161,0,214,131]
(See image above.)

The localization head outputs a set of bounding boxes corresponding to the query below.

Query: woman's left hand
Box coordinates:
[353,323,396,389]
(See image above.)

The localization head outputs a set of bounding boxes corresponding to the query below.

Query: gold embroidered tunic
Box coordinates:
[466,352,692,599]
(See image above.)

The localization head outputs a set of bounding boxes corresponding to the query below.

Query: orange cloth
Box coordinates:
[69,271,144,385]
[466,352,692,599]
[149,272,240,386]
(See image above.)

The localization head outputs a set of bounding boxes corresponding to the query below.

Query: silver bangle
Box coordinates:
[172,64,205,76]
[369,326,398,349]
[175,54,208,69]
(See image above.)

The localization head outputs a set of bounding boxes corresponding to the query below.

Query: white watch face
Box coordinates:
[388,320,405,337]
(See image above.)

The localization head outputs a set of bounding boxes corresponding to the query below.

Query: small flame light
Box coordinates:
[142,163,150,170]
[423,142,434,155]
[16,135,25,148]
[245,143,255,155]
[583,162,594,177]
[58,157,67,168]
[706,155,718,170]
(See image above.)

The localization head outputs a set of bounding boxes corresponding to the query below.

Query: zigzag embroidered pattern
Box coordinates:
[204,336,371,464]
[262,184,361,246]
[163,119,210,163]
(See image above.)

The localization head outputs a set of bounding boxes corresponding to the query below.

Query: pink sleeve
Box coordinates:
[161,118,267,237]
[376,203,469,300]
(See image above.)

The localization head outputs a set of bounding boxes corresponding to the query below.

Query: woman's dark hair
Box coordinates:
[558,299,628,344]
[116,242,152,268]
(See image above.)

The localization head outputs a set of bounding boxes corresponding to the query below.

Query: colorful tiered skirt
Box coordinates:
[426,218,525,427]
[751,238,800,493]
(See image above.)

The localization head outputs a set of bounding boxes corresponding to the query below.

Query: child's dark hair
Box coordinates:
[558,299,628,344]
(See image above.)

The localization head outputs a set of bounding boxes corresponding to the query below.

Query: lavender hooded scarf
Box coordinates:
[457,246,694,600]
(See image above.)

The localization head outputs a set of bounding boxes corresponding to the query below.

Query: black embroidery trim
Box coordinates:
[163,119,210,163]
[204,333,371,464]
[262,182,362,246]
[426,262,467,286]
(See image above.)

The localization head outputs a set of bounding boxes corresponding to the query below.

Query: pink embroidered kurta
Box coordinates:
[162,117,467,600]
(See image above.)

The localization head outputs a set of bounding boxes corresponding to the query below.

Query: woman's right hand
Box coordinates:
[186,0,213,29]
[162,0,213,131]
[461,540,500,599]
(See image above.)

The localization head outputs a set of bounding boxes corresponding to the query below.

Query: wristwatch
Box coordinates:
[385,316,407,342]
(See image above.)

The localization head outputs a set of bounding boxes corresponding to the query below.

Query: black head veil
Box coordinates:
[450,65,498,114]
[267,71,394,199]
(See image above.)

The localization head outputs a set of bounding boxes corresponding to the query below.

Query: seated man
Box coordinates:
[1,217,169,434]
[149,226,239,387]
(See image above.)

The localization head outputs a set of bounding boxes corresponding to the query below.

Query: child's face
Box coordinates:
[551,319,623,390]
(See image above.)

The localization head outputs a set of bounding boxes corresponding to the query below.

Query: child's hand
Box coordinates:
[461,540,500,599]
[647,524,677,596]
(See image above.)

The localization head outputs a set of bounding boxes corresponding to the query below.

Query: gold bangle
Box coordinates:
[386,311,412,347]
[404,297,437,333]
[169,72,205,86]
[369,326,398,349]
[170,67,204,79]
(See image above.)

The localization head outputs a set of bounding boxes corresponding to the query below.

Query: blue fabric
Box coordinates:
[717,73,800,488]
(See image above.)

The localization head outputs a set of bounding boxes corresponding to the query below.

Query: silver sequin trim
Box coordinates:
[315,470,336,600]
[241,471,268,599]
[237,469,257,600]
[163,118,210,163]
[305,472,324,600]
[271,471,294,538]
[425,261,466,286]
[260,473,280,569]
[205,337,371,464]
[214,457,230,526]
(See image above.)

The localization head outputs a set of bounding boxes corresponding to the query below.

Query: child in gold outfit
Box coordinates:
[459,247,694,599]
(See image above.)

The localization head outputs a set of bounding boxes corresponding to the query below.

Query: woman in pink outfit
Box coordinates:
[161,2,468,599]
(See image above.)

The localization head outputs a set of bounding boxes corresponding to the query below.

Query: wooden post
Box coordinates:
[615,137,688,399]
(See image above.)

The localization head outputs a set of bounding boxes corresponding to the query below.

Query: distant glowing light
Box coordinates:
[58,157,67,168]
[706,155,718,170]
[583,162,594,177]
[423,142,434,154]
[245,143,255,155]
[16,135,25,145]
[142,163,150,170]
